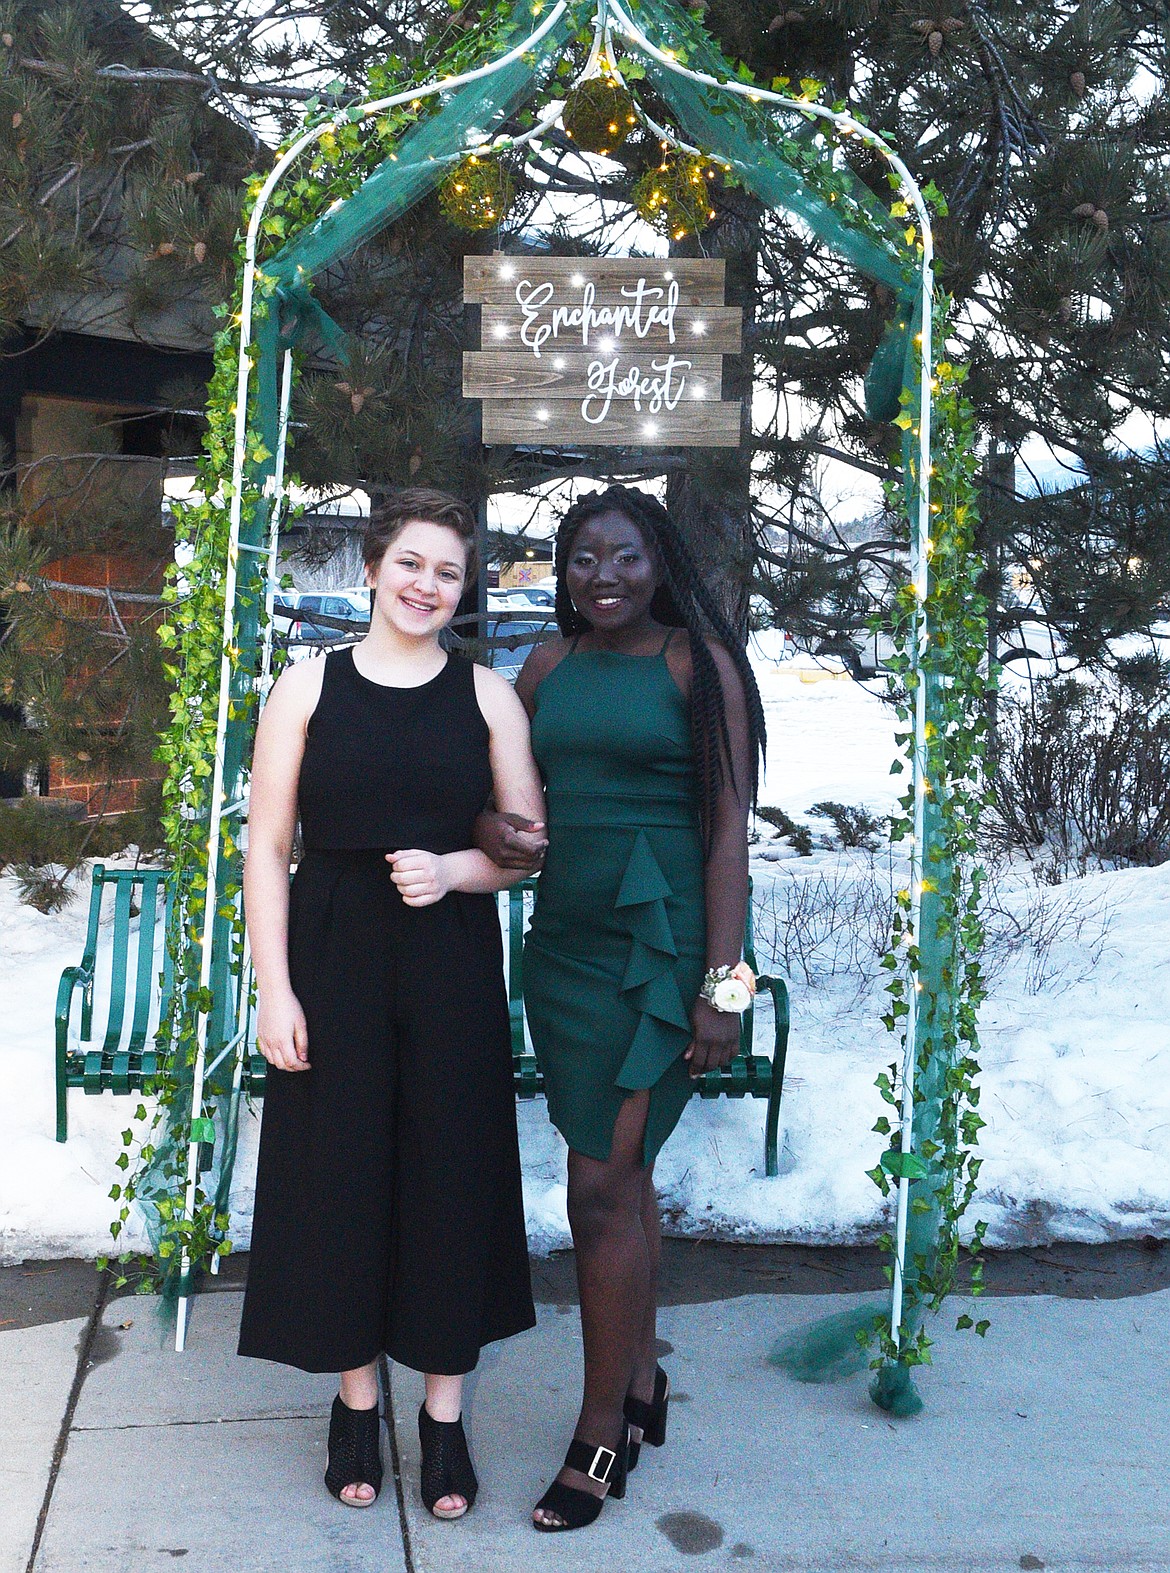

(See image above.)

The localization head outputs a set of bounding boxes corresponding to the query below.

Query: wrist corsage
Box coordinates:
[700,962,757,1015]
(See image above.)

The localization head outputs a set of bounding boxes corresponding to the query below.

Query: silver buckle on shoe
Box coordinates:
[586,1445,616,1484]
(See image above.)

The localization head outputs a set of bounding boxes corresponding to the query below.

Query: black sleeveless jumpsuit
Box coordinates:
[238,648,535,1376]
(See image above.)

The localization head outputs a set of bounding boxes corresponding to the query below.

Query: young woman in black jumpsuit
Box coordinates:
[238,490,545,1519]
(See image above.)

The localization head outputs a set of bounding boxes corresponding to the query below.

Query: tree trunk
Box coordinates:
[665,192,762,643]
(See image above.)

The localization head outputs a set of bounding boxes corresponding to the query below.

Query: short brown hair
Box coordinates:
[362,488,479,583]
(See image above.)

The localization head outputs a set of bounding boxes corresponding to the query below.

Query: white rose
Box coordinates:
[711,976,752,1013]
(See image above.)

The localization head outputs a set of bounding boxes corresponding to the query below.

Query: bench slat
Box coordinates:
[101,878,135,1054]
[128,872,165,1052]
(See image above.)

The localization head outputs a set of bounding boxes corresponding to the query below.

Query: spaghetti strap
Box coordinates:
[659,628,678,657]
[567,633,582,655]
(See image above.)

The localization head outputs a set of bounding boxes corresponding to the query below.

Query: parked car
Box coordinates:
[814,627,896,680]
[290,590,370,643]
[484,615,555,683]
[489,587,556,611]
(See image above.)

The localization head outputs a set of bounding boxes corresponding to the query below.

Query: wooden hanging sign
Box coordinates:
[464,255,743,448]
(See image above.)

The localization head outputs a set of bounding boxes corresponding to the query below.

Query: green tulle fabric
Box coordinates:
[769,1302,884,1385]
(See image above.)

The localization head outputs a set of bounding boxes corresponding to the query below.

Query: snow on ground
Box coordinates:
[3,646,1168,1263]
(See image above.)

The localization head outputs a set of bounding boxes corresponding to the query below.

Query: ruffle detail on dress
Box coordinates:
[614,831,691,1091]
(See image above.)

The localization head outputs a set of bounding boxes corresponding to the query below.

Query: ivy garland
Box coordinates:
[866,311,993,1369]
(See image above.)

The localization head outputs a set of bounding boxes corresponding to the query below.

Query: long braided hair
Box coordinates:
[553,485,767,850]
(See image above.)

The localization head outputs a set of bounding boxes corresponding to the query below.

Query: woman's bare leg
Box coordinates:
[533,1090,654,1527]
[423,1373,468,1515]
[629,1166,663,1414]
[337,1359,379,1505]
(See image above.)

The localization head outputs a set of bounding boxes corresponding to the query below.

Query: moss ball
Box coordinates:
[563,76,638,156]
[438,155,515,231]
[632,154,719,240]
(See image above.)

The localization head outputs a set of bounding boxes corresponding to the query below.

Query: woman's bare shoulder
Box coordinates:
[264,654,327,723]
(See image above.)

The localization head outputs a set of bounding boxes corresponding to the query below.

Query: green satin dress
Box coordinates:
[524,634,706,1165]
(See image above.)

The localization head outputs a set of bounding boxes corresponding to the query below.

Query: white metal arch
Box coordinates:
[177,0,936,1357]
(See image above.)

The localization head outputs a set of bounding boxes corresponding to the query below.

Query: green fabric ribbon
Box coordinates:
[273,279,348,358]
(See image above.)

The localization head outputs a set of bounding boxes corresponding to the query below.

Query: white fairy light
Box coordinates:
[643,421,659,437]
[570,272,586,287]
[536,408,550,422]
[691,320,707,335]
[492,323,510,339]
[498,262,516,280]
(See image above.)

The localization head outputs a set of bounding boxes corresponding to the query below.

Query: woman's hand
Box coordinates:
[684,996,741,1079]
[256,988,310,1073]
[386,849,452,907]
[473,809,548,872]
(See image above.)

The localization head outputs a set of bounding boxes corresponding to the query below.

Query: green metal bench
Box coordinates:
[54,865,175,1143]
[56,870,790,1175]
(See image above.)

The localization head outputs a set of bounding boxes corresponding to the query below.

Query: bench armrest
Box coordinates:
[54,963,94,1143]
[755,974,791,1179]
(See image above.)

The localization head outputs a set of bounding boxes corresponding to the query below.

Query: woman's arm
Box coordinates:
[471,638,566,870]
[684,641,754,1078]
[243,659,323,1072]
[388,665,548,904]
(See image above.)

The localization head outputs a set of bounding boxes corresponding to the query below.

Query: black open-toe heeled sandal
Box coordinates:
[418,1404,478,1520]
[624,1364,670,1471]
[532,1428,629,1533]
[324,1394,383,1508]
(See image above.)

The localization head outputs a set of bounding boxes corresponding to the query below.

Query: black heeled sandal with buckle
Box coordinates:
[624,1364,670,1471]
[418,1404,478,1520]
[324,1395,383,1508]
[532,1428,629,1533]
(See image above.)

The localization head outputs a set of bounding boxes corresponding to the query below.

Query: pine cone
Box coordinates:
[768,9,805,29]
[11,110,21,128]
[1072,202,1096,219]
[1093,208,1109,231]
[1070,70,1087,97]
[928,29,944,54]
[409,447,423,476]
[192,241,207,263]
[184,171,205,185]
[1058,295,1073,321]
[156,241,175,257]
[1,33,13,46]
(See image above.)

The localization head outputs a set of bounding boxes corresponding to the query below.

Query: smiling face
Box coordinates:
[564,509,661,635]
[365,519,468,639]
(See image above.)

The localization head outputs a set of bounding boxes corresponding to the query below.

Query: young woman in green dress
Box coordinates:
[479,485,766,1532]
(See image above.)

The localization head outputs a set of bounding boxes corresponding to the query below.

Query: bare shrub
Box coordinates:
[979,860,1117,996]
[990,665,1170,877]
[752,853,896,988]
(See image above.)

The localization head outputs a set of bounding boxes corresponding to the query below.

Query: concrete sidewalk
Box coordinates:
[4,1250,1170,1573]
